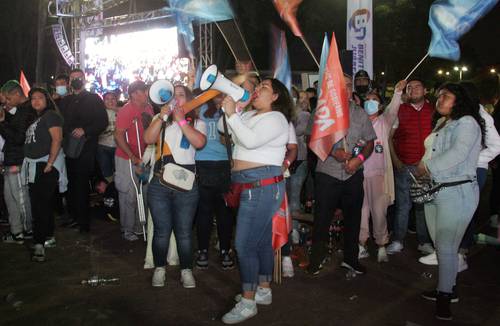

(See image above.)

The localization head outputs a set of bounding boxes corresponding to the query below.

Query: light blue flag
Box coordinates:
[317,33,330,93]
[193,60,202,89]
[272,27,292,92]
[170,0,195,56]
[428,0,499,61]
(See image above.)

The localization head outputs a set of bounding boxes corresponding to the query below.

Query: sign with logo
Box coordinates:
[347,0,373,78]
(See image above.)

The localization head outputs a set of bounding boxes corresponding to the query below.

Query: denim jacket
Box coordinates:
[424,116,481,183]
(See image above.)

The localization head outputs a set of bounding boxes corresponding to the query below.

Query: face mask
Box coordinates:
[55,85,67,96]
[70,78,84,90]
[355,85,369,95]
[363,99,380,115]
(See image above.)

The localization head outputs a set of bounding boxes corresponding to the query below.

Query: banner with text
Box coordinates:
[347,0,373,78]
[52,23,75,67]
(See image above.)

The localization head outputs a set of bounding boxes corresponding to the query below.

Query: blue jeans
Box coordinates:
[232,166,284,292]
[393,166,431,245]
[96,145,116,178]
[288,161,308,212]
[147,177,199,269]
[425,181,479,292]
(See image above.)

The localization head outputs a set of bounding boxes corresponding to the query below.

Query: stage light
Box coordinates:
[490,68,496,74]
[461,66,468,72]
[445,71,450,76]
[381,72,385,76]
[454,66,459,71]
[437,70,443,75]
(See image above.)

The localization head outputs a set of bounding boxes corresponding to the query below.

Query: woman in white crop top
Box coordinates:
[220,78,292,324]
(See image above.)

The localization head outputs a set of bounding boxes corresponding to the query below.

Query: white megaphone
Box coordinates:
[149,79,174,105]
[200,65,250,102]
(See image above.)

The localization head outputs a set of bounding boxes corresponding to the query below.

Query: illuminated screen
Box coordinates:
[83,27,189,96]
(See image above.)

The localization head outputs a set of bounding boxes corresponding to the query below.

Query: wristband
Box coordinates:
[178,119,188,127]
[357,154,365,162]
[284,159,291,167]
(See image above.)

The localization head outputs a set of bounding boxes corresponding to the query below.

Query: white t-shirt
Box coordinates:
[219,110,289,166]
[157,116,207,165]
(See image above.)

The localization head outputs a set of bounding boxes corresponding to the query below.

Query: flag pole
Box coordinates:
[214,21,240,63]
[300,36,320,69]
[232,19,261,76]
[404,53,429,81]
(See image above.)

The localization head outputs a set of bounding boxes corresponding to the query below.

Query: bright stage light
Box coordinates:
[84,27,189,95]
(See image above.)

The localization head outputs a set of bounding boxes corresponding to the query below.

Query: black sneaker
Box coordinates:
[32,244,46,262]
[2,232,24,244]
[422,289,459,303]
[23,230,33,239]
[220,250,235,270]
[196,249,209,269]
[340,261,366,275]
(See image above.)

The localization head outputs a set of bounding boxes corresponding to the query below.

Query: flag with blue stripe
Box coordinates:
[272,26,292,92]
[428,0,499,61]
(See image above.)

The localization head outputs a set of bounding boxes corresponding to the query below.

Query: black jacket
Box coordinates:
[60,91,108,172]
[0,100,37,166]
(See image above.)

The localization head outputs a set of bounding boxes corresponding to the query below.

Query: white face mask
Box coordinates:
[56,85,68,96]
[363,100,380,115]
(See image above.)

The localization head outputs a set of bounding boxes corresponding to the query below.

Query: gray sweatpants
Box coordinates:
[424,182,479,293]
[114,156,147,235]
[4,169,32,234]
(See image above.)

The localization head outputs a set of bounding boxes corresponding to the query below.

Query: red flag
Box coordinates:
[272,194,292,251]
[272,0,303,37]
[19,70,31,97]
[308,33,349,161]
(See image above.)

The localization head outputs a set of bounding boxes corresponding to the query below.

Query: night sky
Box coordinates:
[0,0,499,85]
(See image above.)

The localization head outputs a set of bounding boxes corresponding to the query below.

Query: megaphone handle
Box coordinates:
[181,89,221,115]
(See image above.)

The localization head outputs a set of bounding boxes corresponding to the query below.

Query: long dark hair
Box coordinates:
[433,82,485,147]
[262,77,293,122]
[28,87,59,115]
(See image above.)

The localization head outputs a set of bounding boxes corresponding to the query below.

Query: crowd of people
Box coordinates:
[1,63,500,324]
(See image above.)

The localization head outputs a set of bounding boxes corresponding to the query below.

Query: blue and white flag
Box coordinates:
[317,33,330,94]
[272,26,292,92]
[428,0,499,61]
[193,60,203,89]
[169,0,234,57]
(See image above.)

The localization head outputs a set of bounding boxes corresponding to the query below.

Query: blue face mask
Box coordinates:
[55,85,68,96]
[363,99,379,115]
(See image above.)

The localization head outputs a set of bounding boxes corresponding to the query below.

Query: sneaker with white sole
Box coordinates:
[386,241,403,254]
[418,243,435,255]
[282,256,294,278]
[222,298,258,324]
[2,232,24,244]
[458,253,468,272]
[23,230,33,239]
[234,286,272,305]
[152,267,166,287]
[44,237,56,248]
[419,252,438,265]
[377,246,389,263]
[180,269,196,288]
[123,232,139,241]
[358,244,370,259]
[32,244,45,262]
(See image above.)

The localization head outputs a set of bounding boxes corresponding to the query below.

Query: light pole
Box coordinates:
[454,65,468,80]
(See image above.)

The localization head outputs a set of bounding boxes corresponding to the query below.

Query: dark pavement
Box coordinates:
[1,199,500,325]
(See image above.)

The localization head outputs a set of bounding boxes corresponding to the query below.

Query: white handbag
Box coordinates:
[159,163,195,192]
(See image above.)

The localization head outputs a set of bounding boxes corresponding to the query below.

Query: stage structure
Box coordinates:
[48,0,215,90]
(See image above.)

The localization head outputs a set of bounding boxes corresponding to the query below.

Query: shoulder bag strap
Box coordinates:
[222,113,233,168]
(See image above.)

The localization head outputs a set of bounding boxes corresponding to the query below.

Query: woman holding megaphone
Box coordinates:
[220,78,292,324]
[143,85,206,289]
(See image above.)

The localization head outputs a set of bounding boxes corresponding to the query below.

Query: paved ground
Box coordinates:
[1,187,499,325]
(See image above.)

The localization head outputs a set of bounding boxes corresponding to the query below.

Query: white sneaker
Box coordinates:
[44,237,56,248]
[282,256,294,278]
[377,247,389,263]
[358,244,370,259]
[419,252,438,265]
[152,267,166,287]
[386,241,404,254]
[222,298,258,324]
[490,214,499,228]
[180,269,196,288]
[458,253,468,273]
[417,243,435,255]
[234,287,272,305]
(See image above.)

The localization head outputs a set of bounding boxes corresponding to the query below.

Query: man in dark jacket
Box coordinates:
[0,80,37,244]
[59,69,108,232]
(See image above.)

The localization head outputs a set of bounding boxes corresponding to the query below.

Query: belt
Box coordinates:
[236,175,284,190]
